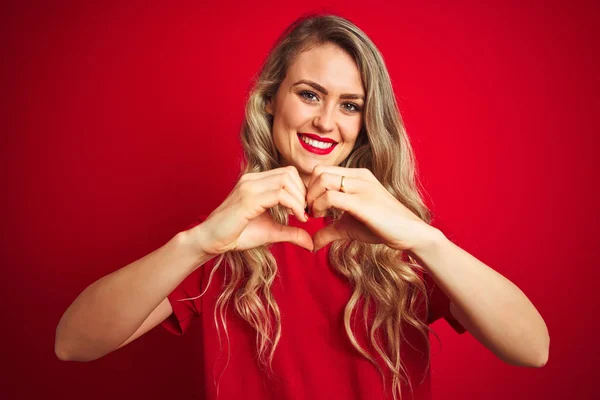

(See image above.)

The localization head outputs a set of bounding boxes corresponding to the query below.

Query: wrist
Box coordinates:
[409,225,447,257]
[175,224,216,267]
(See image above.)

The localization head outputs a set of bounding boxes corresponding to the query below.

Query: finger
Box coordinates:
[268,224,314,252]
[249,173,307,214]
[243,166,306,207]
[307,165,368,190]
[285,166,308,205]
[276,172,306,209]
[277,166,306,206]
[311,186,357,218]
[307,173,364,214]
[307,164,324,194]
[312,224,345,253]
[259,187,308,222]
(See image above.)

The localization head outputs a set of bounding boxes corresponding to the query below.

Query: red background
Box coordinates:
[2,1,599,399]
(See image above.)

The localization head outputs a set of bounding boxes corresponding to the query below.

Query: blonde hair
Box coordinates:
[203,14,439,399]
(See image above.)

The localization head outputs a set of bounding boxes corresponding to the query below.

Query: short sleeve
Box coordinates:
[424,272,467,334]
[161,215,210,336]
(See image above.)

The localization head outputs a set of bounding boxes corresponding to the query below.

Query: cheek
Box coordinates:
[280,100,312,128]
[272,101,305,147]
[340,118,363,145]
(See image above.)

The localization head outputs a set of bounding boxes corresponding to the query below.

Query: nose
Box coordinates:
[313,103,335,132]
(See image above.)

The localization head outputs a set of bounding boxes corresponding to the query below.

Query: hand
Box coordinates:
[198,166,313,255]
[305,165,440,253]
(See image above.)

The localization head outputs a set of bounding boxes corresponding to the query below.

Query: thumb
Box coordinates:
[270,225,314,252]
[313,224,345,253]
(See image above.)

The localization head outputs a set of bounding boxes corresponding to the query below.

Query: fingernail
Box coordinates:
[304,212,309,221]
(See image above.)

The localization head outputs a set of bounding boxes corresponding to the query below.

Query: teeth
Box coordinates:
[300,135,334,149]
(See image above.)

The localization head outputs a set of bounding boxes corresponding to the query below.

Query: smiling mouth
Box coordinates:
[297,133,337,155]
[299,134,335,149]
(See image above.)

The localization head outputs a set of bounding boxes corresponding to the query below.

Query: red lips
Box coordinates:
[297,133,337,155]
[298,133,338,143]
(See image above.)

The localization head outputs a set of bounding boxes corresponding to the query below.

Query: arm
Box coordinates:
[302,166,549,366]
[412,229,550,368]
[54,224,215,362]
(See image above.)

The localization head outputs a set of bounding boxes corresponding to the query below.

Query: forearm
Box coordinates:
[411,229,550,367]
[55,226,214,361]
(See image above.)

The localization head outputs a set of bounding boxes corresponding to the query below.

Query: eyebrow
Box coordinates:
[292,79,365,101]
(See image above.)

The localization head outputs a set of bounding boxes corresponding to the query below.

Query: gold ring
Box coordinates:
[340,175,345,192]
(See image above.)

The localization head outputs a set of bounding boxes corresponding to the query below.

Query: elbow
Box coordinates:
[535,352,549,368]
[55,321,94,362]
[55,323,76,361]
[531,323,550,368]
[55,334,96,362]
[532,338,550,368]
[522,346,549,368]
[55,334,80,362]
[502,347,549,368]
[516,330,550,368]
[54,338,103,362]
[54,342,98,362]
[519,314,550,368]
[55,343,71,361]
[498,326,550,368]
[55,326,70,361]
[55,335,73,362]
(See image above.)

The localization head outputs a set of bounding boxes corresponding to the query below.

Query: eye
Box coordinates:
[342,102,361,113]
[299,90,319,102]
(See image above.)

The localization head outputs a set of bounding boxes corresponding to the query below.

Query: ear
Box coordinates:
[265,97,274,116]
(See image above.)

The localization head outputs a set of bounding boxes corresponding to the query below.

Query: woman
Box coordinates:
[55,14,549,400]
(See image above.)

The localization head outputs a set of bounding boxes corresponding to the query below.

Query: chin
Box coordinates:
[298,158,326,170]
[281,150,340,175]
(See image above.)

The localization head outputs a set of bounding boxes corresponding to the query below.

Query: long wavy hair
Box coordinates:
[202,14,439,400]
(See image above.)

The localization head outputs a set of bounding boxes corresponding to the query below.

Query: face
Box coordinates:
[266,44,365,187]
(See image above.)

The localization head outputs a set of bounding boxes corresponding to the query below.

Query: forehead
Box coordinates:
[286,44,364,94]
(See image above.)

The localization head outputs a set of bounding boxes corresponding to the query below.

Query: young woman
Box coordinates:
[55,14,549,400]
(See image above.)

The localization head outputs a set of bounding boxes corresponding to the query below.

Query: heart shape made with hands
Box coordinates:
[298,210,382,253]
[283,168,385,253]
[274,164,428,254]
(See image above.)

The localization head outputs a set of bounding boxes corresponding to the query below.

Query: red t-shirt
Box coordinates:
[161,214,466,400]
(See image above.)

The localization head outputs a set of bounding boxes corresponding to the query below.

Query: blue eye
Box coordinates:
[298,90,362,113]
[343,103,361,113]
[299,90,319,102]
